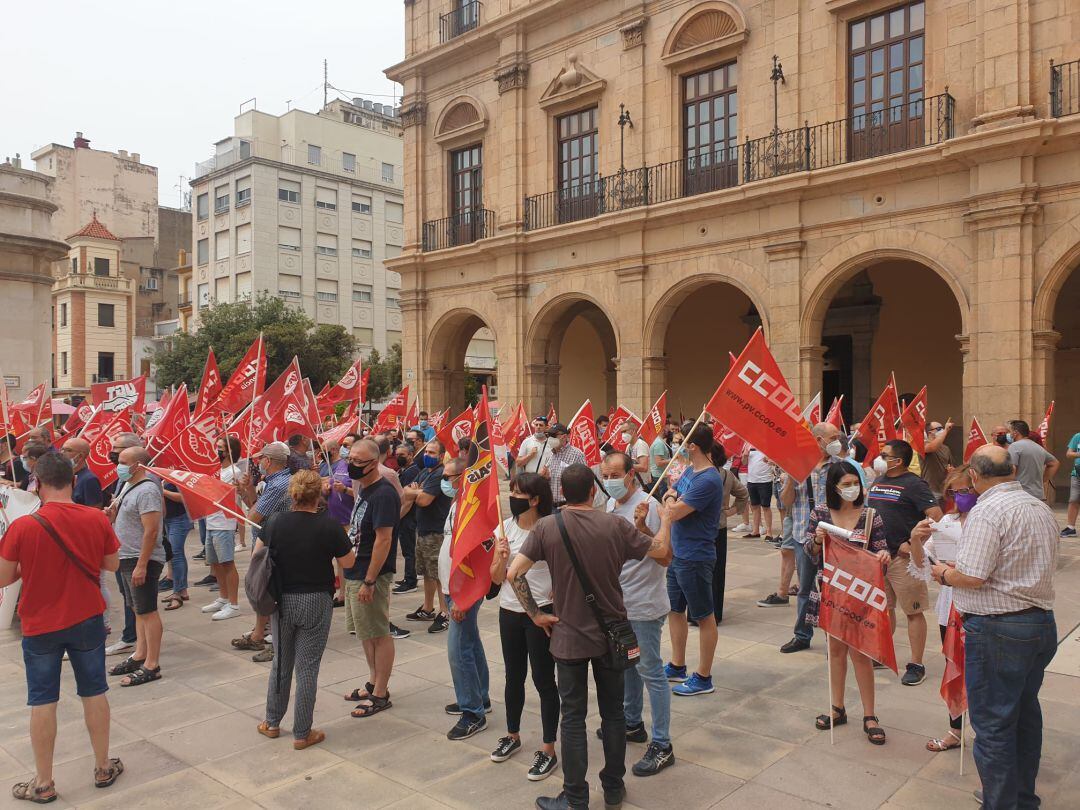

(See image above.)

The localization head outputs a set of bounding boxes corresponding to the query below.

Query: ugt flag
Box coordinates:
[568,400,601,466]
[607,406,643,454]
[91,376,146,415]
[194,349,223,416]
[148,467,243,522]
[1036,401,1054,444]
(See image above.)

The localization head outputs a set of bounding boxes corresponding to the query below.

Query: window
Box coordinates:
[352,284,373,303]
[97,352,114,382]
[316,233,338,256]
[352,194,372,214]
[385,244,402,259]
[58,302,67,326]
[61,352,67,376]
[143,277,159,291]
[315,187,338,211]
[278,179,300,203]
[214,186,230,213]
[215,277,231,303]
[385,202,404,223]
[308,144,321,165]
[236,176,251,206]
[71,257,78,273]
[197,193,209,220]
[236,271,252,300]
[682,62,739,192]
[556,108,599,222]
[381,162,395,182]
[197,283,209,308]
[386,296,400,309]
[354,327,374,345]
[215,230,230,260]
[317,281,338,303]
[94,257,110,276]
[386,330,402,348]
[236,222,252,254]
[352,239,373,259]
[278,226,301,251]
[450,144,482,216]
[316,291,338,302]
[278,274,301,300]
[98,303,115,327]
[342,152,356,173]
[197,238,209,265]
[239,139,251,159]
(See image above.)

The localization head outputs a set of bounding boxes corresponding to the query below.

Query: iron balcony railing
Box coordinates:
[422,208,495,251]
[524,92,955,231]
[1051,58,1080,117]
[440,0,481,43]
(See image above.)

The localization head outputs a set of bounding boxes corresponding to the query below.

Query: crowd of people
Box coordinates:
[0,405,1071,809]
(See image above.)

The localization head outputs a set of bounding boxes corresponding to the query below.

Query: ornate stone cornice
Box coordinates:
[963,187,1041,231]
[398,289,427,313]
[763,239,805,260]
[799,344,828,362]
[614,263,647,282]
[399,100,427,128]
[955,334,971,356]
[494,60,529,94]
[620,17,646,50]
[492,281,528,299]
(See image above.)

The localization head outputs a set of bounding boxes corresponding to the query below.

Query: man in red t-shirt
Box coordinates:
[0,454,123,803]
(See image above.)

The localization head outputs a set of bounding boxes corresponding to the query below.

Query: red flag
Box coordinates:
[212,336,266,415]
[194,349,223,416]
[800,392,822,428]
[167,411,223,475]
[490,404,510,473]
[607,407,643,453]
[233,357,303,444]
[428,408,449,433]
[899,386,928,455]
[712,421,745,458]
[855,375,900,462]
[321,359,364,407]
[546,403,557,425]
[504,403,530,458]
[12,383,51,425]
[300,379,323,435]
[147,467,242,522]
[86,411,133,489]
[568,400,602,466]
[254,391,315,445]
[90,375,146,416]
[963,418,987,463]
[819,535,898,674]
[404,398,419,433]
[941,602,967,718]
[373,386,410,433]
[359,368,370,404]
[60,401,93,436]
[824,396,846,432]
[437,408,474,453]
[704,328,820,481]
[144,383,191,466]
[226,409,257,458]
[639,392,668,447]
[317,414,359,447]
[1036,401,1054,444]
[448,387,501,611]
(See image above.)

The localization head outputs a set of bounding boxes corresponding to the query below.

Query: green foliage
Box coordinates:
[153,294,359,392]
[462,364,480,407]
[365,342,403,402]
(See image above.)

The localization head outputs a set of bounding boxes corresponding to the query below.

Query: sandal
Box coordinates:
[11,778,56,804]
[293,729,326,750]
[108,656,145,677]
[120,666,162,687]
[863,715,886,745]
[351,694,392,718]
[94,758,124,788]
[927,730,961,752]
[815,705,847,730]
[257,722,280,739]
[162,594,184,611]
[231,633,265,651]
[344,682,375,702]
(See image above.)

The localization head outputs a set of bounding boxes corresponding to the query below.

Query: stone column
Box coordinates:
[399,288,427,401]
[1030,329,1060,428]
[641,355,668,419]
[956,333,974,431]
[971,0,1035,129]
[524,363,559,418]
[764,238,804,399]
[492,277,527,406]
[494,33,528,231]
[799,345,827,414]
[614,262,648,413]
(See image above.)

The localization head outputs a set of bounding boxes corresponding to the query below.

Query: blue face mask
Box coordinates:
[604,478,628,501]
[422,454,440,469]
[339,446,349,459]
[115,463,133,483]
[419,420,428,428]
[440,479,457,499]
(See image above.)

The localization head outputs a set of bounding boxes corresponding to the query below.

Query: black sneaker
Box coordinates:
[603,785,626,808]
[193,550,206,560]
[392,581,418,595]
[490,735,522,762]
[595,721,647,743]
[901,662,926,686]
[406,606,436,622]
[194,574,217,587]
[447,713,487,740]
[527,750,558,781]
[1061,527,1077,538]
[780,637,810,653]
[873,660,887,670]
[428,613,449,633]
[756,593,790,607]
[446,700,492,715]
[389,623,410,640]
[632,741,675,777]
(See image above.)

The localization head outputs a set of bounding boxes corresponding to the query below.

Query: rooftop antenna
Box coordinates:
[323,59,328,109]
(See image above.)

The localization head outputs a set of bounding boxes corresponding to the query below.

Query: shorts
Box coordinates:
[779,514,797,550]
[23,615,108,706]
[205,529,236,565]
[344,574,393,640]
[416,532,443,580]
[666,557,716,620]
[118,558,165,616]
[885,555,930,615]
[1070,476,1080,504]
[747,482,773,507]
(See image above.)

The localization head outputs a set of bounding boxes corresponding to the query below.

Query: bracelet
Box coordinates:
[362,580,376,587]
[939,569,948,587]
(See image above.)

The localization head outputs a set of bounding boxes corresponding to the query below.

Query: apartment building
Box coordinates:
[388,0,1080,491]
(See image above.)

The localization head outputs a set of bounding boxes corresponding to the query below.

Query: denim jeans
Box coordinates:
[793,540,817,643]
[164,514,192,592]
[625,617,670,746]
[964,610,1057,810]
[557,656,626,808]
[446,597,489,719]
[399,524,417,586]
[197,517,207,549]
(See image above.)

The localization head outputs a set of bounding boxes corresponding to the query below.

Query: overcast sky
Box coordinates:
[1,0,405,209]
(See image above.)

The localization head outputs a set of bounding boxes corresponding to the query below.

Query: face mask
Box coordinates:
[954,492,979,513]
[509,495,532,517]
[19,455,30,467]
[1006,434,1014,444]
[339,446,349,459]
[306,449,315,459]
[396,455,409,467]
[994,434,1008,447]
[116,463,133,483]
[621,432,632,444]
[605,478,628,501]
[108,450,121,465]
[671,441,682,451]
[419,420,428,428]
[549,438,562,451]
[838,484,861,502]
[347,460,374,480]
[825,440,843,457]
[872,456,890,475]
[217,450,227,462]
[440,479,457,499]
[422,454,440,469]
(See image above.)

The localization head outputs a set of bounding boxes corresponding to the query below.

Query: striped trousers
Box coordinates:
[265,592,333,739]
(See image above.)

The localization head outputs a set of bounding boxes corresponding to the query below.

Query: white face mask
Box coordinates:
[621,432,632,444]
[838,484,861,502]
[872,456,890,476]
[825,440,843,457]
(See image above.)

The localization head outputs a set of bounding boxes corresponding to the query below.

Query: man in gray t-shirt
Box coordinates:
[1007,421,1059,501]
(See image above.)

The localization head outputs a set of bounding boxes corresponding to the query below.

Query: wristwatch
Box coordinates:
[362,579,376,587]
[938,569,949,586]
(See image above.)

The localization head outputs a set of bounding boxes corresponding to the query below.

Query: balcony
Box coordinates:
[524,93,955,231]
[1051,58,1080,117]
[422,209,495,251]
[52,273,135,294]
[440,1,481,43]
[178,295,192,309]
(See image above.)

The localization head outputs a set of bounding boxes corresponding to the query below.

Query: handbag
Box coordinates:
[244,514,282,616]
[553,511,640,670]
[30,513,100,586]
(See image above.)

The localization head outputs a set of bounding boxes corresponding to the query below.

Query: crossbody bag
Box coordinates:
[30,513,100,586]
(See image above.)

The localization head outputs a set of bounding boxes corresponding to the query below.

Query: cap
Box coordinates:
[546,422,569,437]
[258,441,290,462]
[532,415,548,424]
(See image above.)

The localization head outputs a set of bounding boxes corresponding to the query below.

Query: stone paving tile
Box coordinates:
[147,710,277,766]
[675,722,796,780]
[196,741,340,795]
[76,767,250,809]
[255,761,413,809]
[711,781,830,808]
[754,747,908,809]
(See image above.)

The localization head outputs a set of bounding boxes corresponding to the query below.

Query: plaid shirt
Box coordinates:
[955,481,1058,615]
[546,444,587,503]
[792,458,862,544]
[253,468,292,540]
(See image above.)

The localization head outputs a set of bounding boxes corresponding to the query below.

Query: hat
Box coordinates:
[258,441,290,462]
[533,415,548,424]
[546,423,569,437]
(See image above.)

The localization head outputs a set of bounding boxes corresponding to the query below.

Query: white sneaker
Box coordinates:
[212,604,242,621]
[201,598,228,614]
[264,633,273,643]
[234,543,246,552]
[733,523,751,533]
[105,640,134,656]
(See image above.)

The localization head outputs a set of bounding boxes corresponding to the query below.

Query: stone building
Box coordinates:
[388,0,1080,493]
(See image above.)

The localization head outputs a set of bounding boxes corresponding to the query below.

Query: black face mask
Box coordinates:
[108,451,121,465]
[509,495,532,518]
[395,455,409,467]
[217,450,227,461]
[994,434,1009,447]
[348,460,375,480]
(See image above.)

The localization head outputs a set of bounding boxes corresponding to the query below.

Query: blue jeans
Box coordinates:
[793,541,817,643]
[625,617,670,746]
[447,597,489,719]
[964,610,1057,810]
[198,518,207,549]
[164,514,192,591]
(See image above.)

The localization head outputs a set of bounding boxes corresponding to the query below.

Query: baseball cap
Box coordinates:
[546,423,569,437]
[258,441,290,462]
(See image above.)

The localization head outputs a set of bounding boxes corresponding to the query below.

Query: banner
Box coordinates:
[1036,401,1054,444]
[436,408,474,454]
[568,400,602,466]
[638,391,667,447]
[212,336,266,415]
[607,407,643,454]
[899,386,928,455]
[963,418,987,463]
[373,386,410,433]
[704,328,820,481]
[91,376,146,415]
[819,535,898,673]
[194,349,223,416]
[855,374,900,461]
[824,396,845,432]
[0,487,40,627]
[86,411,133,488]
[941,602,967,719]
[147,467,242,523]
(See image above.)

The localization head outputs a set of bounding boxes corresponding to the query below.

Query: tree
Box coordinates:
[153,294,358,392]
[364,342,403,403]
[462,364,480,407]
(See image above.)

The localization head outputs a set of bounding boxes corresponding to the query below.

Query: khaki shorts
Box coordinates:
[416,532,443,580]
[344,574,393,641]
[885,555,930,615]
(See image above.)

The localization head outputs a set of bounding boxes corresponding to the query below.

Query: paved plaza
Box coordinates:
[0,518,1077,809]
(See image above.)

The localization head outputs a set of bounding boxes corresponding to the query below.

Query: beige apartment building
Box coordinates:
[388,0,1080,490]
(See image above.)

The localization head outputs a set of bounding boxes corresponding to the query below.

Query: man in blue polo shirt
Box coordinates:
[61,438,103,509]
[409,412,436,442]
[661,424,725,697]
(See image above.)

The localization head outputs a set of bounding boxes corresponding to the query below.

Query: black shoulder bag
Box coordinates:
[31,513,100,586]
[553,511,640,670]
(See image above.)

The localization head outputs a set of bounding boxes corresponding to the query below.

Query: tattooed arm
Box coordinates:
[507,552,560,636]
[644,500,674,566]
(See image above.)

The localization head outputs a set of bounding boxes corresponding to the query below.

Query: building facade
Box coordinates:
[388,0,1080,494]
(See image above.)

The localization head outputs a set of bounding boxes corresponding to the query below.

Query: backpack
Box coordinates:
[244,513,282,615]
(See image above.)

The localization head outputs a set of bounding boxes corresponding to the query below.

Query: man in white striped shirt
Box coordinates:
[931,444,1058,810]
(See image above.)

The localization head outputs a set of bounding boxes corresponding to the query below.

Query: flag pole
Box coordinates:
[247,333,264,459]
[960,711,966,776]
[0,372,19,483]
[646,407,707,500]
[826,628,835,746]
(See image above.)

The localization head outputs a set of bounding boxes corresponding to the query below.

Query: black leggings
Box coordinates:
[499,607,560,743]
[940,624,963,730]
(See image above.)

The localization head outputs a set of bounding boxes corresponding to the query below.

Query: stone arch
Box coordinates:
[424,306,498,410]
[1033,221,1080,331]
[433,95,488,145]
[662,2,749,64]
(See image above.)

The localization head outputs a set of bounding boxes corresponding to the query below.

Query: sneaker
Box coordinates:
[1061,527,1077,538]
[732,523,751,533]
[193,550,206,560]
[527,750,559,781]
[632,741,675,777]
[234,543,246,552]
[663,662,688,683]
[212,604,241,621]
[757,593,790,608]
[105,640,134,656]
[201,597,228,613]
[973,789,983,805]
[264,634,273,643]
[769,537,783,548]
[392,581,418,595]
[194,574,217,587]
[901,662,926,686]
[743,532,761,538]
[490,735,522,762]
[595,721,647,743]
[447,714,487,740]
[252,648,274,663]
[157,578,174,592]
[780,637,811,653]
[672,672,714,696]
[446,700,492,715]
[604,785,626,808]
[406,606,436,622]
[428,613,449,633]
[389,623,411,640]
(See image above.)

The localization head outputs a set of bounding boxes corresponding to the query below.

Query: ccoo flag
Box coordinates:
[899,386,928,455]
[963,418,987,463]
[194,349,223,416]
